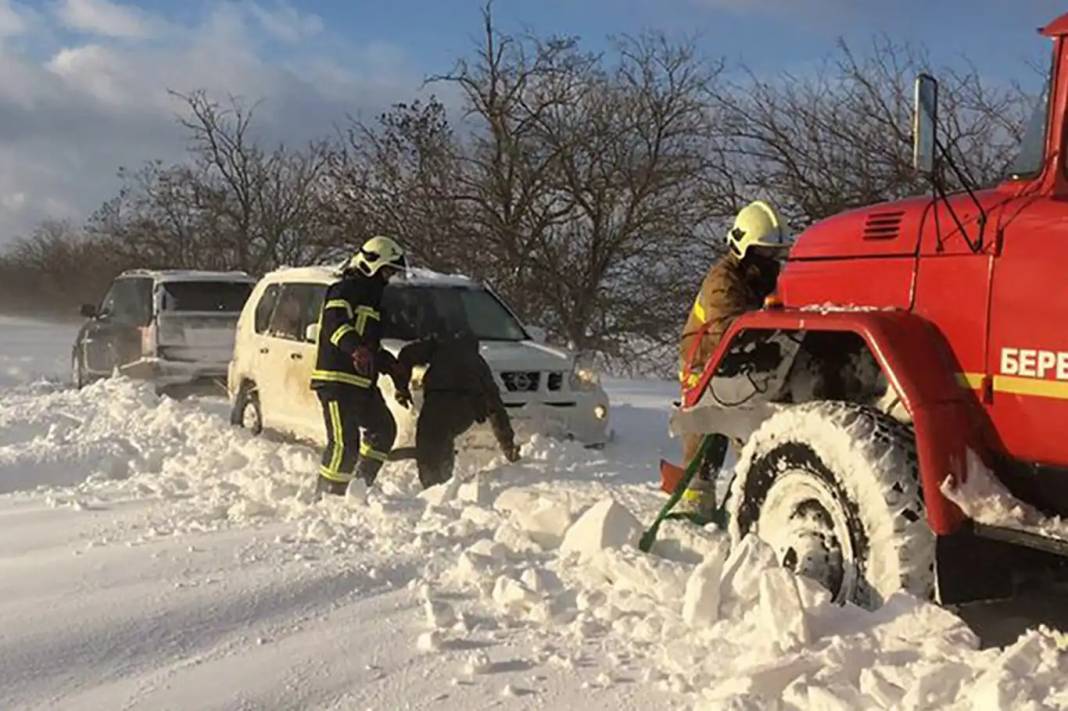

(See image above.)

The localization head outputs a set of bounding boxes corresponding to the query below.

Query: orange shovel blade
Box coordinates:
[659,459,685,494]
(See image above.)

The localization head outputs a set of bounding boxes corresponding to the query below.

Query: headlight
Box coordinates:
[569,355,600,391]
[410,365,427,390]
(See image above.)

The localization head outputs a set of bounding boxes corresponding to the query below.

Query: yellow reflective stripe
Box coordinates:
[319,465,352,483]
[994,375,1068,399]
[691,295,706,324]
[958,371,1068,401]
[681,488,702,501]
[677,370,700,388]
[311,370,372,388]
[354,306,380,336]
[330,323,356,346]
[359,441,389,463]
[328,400,343,475]
[325,299,354,319]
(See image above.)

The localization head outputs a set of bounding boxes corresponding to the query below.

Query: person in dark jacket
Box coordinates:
[312,235,407,497]
[394,330,520,488]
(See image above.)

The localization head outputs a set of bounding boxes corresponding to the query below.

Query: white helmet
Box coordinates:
[348,235,407,277]
[726,200,791,259]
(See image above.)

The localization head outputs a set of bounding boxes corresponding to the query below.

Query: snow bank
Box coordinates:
[1,359,1066,709]
[559,497,642,556]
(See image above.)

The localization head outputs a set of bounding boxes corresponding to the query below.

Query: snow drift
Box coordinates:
[1,317,1067,709]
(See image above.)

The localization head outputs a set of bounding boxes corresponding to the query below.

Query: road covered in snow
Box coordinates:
[1,316,1067,710]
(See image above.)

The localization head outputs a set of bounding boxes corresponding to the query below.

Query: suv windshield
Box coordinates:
[1006,65,1052,179]
[382,285,528,342]
[160,281,253,312]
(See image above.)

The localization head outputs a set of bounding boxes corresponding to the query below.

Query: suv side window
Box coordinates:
[254,284,281,334]
[99,278,152,326]
[267,283,326,342]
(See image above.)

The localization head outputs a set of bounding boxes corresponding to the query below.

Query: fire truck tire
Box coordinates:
[726,401,933,609]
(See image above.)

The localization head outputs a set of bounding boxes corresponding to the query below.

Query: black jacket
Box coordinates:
[312,273,391,390]
[397,334,515,447]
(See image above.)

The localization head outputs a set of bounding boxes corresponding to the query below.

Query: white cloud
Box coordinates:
[54,0,159,40]
[247,1,324,44]
[0,4,423,245]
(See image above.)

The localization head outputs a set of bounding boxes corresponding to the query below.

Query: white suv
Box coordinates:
[227,266,610,454]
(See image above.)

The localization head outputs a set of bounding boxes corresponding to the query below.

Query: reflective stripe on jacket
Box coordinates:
[678,253,779,389]
[312,274,386,390]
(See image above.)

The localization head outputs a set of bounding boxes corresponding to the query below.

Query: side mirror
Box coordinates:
[527,325,547,343]
[913,73,938,174]
[80,304,97,318]
[305,323,320,344]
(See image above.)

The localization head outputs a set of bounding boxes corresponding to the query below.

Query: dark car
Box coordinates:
[73,269,256,392]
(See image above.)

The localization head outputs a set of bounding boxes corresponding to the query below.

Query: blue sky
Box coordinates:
[0,0,1062,244]
[309,0,1059,82]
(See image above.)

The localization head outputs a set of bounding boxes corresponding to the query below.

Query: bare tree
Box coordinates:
[528,34,722,355]
[709,38,1032,229]
[328,98,466,270]
[90,92,334,275]
[431,6,594,323]
[0,221,125,315]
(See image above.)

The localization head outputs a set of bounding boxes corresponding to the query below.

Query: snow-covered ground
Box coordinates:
[1,316,1067,710]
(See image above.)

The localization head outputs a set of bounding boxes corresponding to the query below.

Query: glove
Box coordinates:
[395,385,413,409]
[503,442,521,463]
[352,347,374,376]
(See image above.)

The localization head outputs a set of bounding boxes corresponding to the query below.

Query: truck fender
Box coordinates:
[683,308,985,535]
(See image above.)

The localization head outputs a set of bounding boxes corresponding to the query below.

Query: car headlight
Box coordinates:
[569,355,600,391]
[410,365,427,390]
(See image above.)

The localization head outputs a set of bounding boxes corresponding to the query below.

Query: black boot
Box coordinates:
[354,459,383,488]
[316,475,348,498]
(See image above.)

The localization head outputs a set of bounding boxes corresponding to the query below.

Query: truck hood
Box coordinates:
[789,188,1015,260]
[789,196,933,260]
[382,339,574,372]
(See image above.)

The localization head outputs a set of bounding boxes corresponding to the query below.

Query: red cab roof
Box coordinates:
[1041,13,1068,37]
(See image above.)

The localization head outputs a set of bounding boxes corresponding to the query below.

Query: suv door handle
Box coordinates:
[259,347,269,354]
[290,353,303,360]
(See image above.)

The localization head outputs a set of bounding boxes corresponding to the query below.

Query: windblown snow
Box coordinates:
[1,318,1067,710]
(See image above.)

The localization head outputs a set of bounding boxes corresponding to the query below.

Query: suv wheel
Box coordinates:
[726,401,933,609]
[231,383,263,435]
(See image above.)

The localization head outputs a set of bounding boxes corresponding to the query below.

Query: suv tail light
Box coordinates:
[140,324,157,357]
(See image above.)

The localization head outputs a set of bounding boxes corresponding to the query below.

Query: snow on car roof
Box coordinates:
[264,264,479,288]
[119,269,256,283]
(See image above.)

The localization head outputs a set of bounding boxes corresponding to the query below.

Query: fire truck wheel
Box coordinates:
[726,401,933,609]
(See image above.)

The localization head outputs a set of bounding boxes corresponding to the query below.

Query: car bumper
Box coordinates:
[509,394,610,445]
[119,357,230,387]
[430,389,610,451]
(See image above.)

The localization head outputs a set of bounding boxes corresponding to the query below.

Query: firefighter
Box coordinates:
[312,235,408,497]
[394,329,520,488]
[677,200,791,515]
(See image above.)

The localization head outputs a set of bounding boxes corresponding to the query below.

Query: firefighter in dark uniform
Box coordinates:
[312,235,408,497]
[394,330,521,488]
